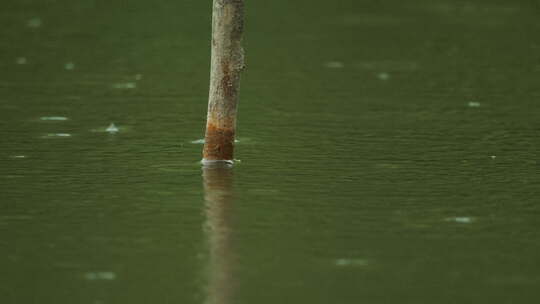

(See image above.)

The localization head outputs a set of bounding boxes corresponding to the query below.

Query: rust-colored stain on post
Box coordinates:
[204,123,235,161]
[203,0,245,162]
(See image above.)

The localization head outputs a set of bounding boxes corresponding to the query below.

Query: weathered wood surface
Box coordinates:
[203,0,245,162]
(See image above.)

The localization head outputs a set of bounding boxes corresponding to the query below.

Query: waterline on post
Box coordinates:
[201,159,235,168]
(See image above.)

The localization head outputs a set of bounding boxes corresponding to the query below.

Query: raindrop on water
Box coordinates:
[106,123,119,134]
[84,272,116,281]
[112,82,137,89]
[27,18,42,28]
[64,62,75,70]
[377,72,390,80]
[324,61,344,69]
[43,133,72,138]
[40,116,68,121]
[445,217,474,224]
[334,258,370,267]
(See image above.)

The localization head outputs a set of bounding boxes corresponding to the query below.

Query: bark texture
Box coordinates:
[203,0,245,161]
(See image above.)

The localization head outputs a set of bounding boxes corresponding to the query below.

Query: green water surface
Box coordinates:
[1,0,539,303]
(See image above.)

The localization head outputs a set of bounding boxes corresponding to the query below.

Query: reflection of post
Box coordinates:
[202,164,235,304]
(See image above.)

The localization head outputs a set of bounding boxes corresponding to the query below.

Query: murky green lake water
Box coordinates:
[1,0,539,303]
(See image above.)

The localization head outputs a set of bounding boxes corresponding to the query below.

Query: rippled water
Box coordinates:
[1,0,539,303]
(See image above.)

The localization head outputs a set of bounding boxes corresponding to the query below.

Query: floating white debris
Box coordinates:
[64,62,75,70]
[377,72,390,80]
[84,272,116,281]
[40,116,68,121]
[445,217,474,224]
[335,258,370,267]
[112,82,137,89]
[106,123,119,134]
[27,18,42,28]
[134,74,143,80]
[324,61,344,69]
[11,155,26,159]
[490,155,497,159]
[16,57,27,65]
[43,133,72,138]
[468,101,481,108]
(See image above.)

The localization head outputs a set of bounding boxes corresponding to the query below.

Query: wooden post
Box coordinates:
[203,0,245,163]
